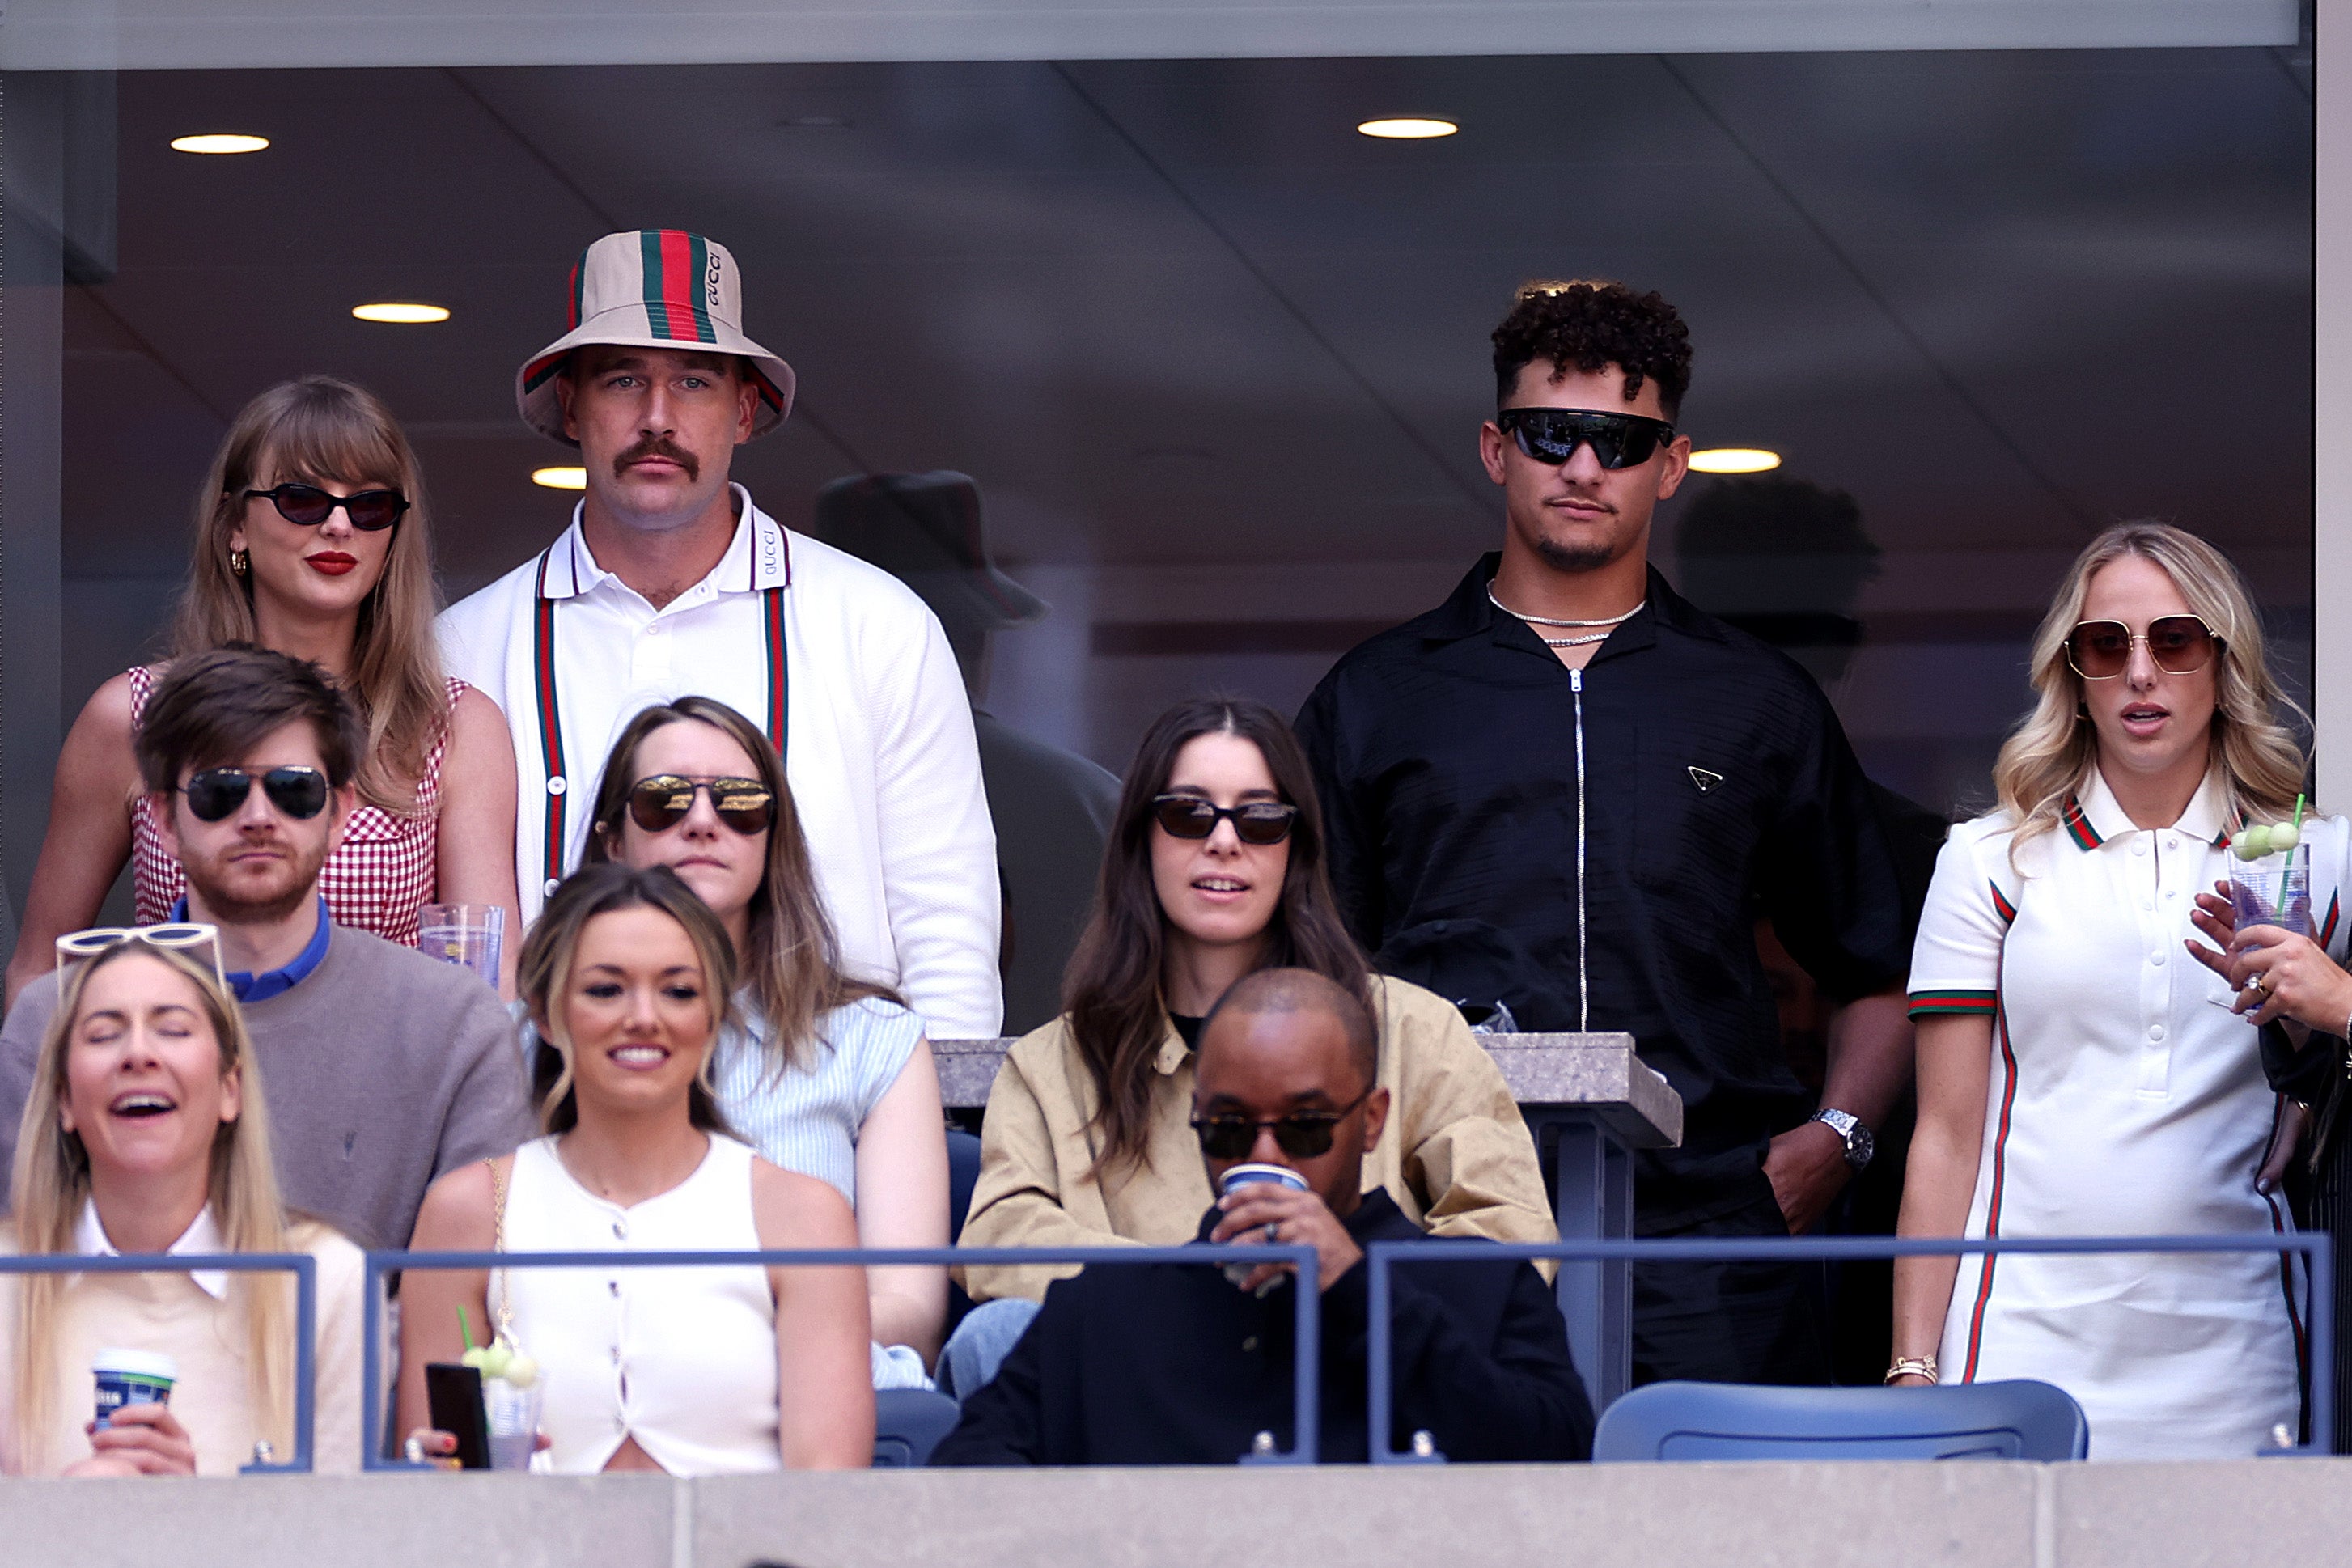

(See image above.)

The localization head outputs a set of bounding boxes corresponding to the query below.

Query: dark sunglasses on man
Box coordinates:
[625,774,777,837]
[1149,794,1299,846]
[181,765,331,824]
[1495,408,1678,471]
[2064,615,2221,680]
[242,481,410,532]
[1192,1087,1375,1161]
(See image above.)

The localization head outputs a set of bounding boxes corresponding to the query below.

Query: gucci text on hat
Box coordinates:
[515,230,796,446]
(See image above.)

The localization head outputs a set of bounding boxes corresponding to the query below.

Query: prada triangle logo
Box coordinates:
[1688,766,1723,795]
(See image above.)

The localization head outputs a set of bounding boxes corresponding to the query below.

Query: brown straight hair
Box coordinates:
[172,376,448,814]
[1062,696,1372,1176]
[133,643,365,794]
[584,698,897,1076]
[519,861,739,1137]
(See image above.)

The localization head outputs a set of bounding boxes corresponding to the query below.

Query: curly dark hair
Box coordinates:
[1491,279,1693,417]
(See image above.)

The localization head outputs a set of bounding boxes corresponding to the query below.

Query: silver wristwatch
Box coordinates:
[1809,1108,1875,1171]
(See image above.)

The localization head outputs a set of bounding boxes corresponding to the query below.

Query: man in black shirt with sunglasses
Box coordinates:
[1297,280,1913,1388]
[931,967,1590,1465]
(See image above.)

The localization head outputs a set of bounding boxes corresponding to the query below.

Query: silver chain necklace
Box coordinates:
[1487,585,1644,647]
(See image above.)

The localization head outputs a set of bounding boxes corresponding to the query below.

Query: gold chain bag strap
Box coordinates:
[485,1156,515,1342]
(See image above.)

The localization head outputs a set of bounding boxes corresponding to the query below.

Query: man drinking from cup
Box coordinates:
[930,968,1591,1465]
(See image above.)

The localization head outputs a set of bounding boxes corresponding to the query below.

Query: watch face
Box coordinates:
[1848,1123,1876,1170]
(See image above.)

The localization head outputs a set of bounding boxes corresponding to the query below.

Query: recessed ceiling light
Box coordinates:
[351,303,451,324]
[532,467,587,490]
[1357,117,1457,139]
[1687,448,1783,474]
[171,133,269,155]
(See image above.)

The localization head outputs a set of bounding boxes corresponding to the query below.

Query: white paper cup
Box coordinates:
[92,1348,176,1426]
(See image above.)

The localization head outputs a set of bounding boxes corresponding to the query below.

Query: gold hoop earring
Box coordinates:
[230,549,249,577]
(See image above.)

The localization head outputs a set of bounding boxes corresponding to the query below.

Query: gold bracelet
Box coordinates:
[1884,1355,1939,1385]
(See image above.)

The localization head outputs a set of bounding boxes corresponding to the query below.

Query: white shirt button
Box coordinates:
[2133,840,2149,857]
[2149,1024,2167,1042]
[544,877,560,896]
[546,775,567,797]
[2151,952,2166,966]
[2142,899,2155,910]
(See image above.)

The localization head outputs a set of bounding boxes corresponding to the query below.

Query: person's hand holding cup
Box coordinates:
[1210,1163,1362,1296]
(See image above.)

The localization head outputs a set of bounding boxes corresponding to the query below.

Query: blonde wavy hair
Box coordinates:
[1994,521,2307,856]
[171,376,448,814]
[8,943,303,1470]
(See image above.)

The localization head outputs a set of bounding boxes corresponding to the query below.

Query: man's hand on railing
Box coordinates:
[64,1402,196,1477]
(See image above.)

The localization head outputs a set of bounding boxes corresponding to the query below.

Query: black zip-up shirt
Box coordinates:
[1298,557,1909,1226]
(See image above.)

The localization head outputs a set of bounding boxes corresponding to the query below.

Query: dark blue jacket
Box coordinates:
[930,1189,1593,1466]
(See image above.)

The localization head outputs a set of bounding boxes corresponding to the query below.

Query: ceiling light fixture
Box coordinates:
[1356,117,1458,139]
[351,303,451,324]
[532,467,588,491]
[1686,448,1783,474]
[170,133,269,155]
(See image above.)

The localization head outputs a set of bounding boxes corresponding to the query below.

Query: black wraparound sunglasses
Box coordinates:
[1150,794,1298,846]
[242,482,410,532]
[181,766,330,823]
[1193,1087,1375,1161]
[1496,408,1677,470]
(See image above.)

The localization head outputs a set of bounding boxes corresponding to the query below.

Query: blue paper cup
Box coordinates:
[1218,1163,1308,1197]
[92,1348,176,1426]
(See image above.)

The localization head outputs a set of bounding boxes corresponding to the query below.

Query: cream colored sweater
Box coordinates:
[0,1220,367,1476]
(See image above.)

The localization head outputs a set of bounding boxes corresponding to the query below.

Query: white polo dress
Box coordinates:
[1909,768,2337,1458]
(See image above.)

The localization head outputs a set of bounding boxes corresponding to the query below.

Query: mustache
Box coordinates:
[613,437,698,483]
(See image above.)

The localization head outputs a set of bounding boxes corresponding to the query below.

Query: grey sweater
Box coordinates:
[0,925,536,1250]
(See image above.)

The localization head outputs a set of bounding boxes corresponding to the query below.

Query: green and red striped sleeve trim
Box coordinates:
[2061,795,2103,851]
[1909,989,1998,1018]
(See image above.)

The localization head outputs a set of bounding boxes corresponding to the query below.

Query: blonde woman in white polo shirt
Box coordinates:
[437,229,1001,1040]
[1891,522,2324,1458]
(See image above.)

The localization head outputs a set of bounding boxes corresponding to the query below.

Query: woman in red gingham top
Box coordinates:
[5,378,521,1001]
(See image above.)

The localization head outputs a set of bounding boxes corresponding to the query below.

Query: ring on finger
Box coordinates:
[2247,974,2273,998]
[1264,1222,1278,1243]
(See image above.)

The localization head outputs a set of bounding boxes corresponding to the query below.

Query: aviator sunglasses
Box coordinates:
[1150,794,1299,846]
[2064,615,2221,680]
[625,774,777,837]
[181,766,330,824]
[1193,1087,1375,1161]
[242,481,410,532]
[1496,408,1677,471]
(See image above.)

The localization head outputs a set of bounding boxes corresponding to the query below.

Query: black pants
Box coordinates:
[1631,1189,1832,1388]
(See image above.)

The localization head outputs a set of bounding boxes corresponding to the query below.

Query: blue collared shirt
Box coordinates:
[169,894,331,1003]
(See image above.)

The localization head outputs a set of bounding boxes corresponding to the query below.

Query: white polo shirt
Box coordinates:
[438,486,1002,1039]
[1906,767,2337,1458]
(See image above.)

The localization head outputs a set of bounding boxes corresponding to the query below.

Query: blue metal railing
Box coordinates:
[362,1244,1322,1471]
[0,1251,318,1473]
[1363,1231,2335,1464]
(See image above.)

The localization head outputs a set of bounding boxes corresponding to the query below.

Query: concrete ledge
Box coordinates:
[23,1458,2346,1567]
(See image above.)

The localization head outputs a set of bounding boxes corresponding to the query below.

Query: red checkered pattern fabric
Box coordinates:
[128,667,465,947]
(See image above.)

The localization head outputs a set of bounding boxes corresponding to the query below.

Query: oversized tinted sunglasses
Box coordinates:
[181,766,330,823]
[56,922,225,984]
[1496,408,1677,471]
[2064,616,2220,680]
[625,774,776,836]
[1150,795,1299,846]
[243,481,410,532]
[1193,1087,1375,1161]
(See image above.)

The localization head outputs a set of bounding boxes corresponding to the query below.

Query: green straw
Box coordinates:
[458,1303,477,1354]
[2278,792,2308,917]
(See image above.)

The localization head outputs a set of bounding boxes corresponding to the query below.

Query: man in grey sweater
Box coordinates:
[0,646,535,1249]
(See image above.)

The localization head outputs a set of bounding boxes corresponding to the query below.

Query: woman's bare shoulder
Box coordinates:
[748,1157,858,1248]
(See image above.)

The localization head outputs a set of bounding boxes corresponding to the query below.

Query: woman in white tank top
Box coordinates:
[397,862,874,1473]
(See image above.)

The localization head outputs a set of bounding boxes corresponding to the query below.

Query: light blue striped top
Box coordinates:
[708,994,923,1205]
[514,994,922,1205]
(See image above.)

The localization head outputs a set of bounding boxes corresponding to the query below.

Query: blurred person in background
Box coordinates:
[6,376,520,1004]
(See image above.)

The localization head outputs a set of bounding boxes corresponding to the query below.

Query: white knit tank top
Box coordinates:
[490,1134,778,1475]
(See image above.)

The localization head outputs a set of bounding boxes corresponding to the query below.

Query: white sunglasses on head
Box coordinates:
[56,923,227,985]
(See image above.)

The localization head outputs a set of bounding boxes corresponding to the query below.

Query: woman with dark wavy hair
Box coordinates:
[944,696,1553,1396]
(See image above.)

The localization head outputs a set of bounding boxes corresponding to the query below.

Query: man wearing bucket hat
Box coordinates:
[439,231,1002,1037]
[812,472,1118,1036]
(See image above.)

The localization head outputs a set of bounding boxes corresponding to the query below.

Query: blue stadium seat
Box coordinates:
[947,1129,982,1244]
[874,1388,963,1467]
[1591,1379,2088,1462]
